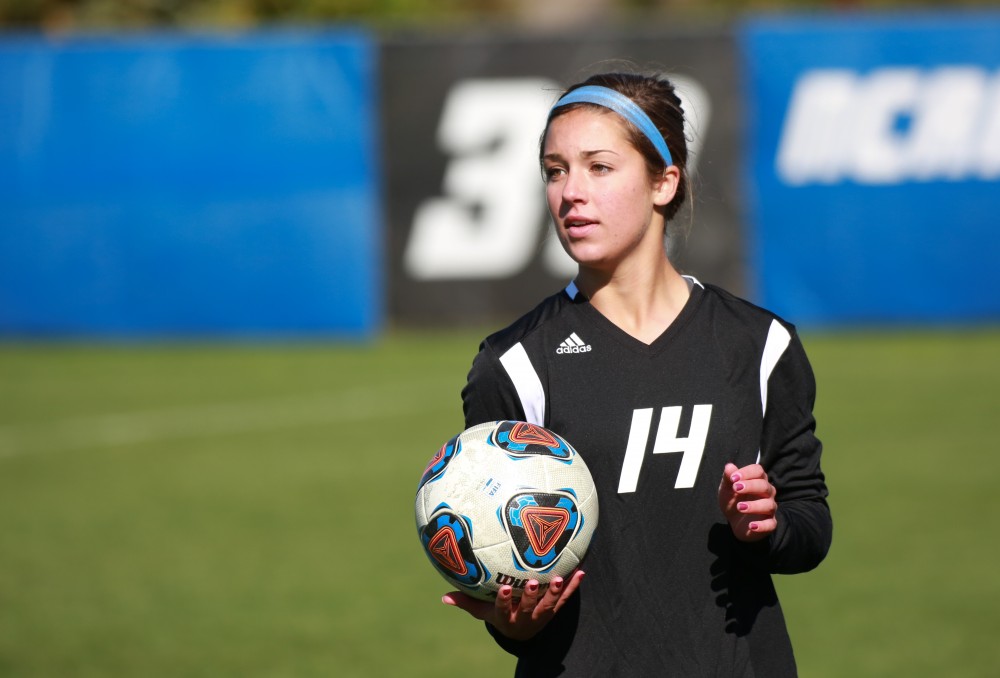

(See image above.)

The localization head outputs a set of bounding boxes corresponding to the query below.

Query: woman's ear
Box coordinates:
[653,165,681,207]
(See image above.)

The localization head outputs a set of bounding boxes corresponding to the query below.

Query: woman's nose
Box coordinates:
[562,170,587,203]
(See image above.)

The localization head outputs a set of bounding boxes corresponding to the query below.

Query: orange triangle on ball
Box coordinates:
[510,422,560,448]
[428,527,468,575]
[521,506,570,556]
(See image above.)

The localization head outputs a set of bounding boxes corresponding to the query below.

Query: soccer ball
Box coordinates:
[415,420,599,601]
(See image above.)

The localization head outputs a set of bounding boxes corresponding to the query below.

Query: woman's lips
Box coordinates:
[564,217,597,238]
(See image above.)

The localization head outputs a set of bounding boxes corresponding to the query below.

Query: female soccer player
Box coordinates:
[446,71,832,676]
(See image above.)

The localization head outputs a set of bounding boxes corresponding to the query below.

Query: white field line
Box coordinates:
[0,381,455,459]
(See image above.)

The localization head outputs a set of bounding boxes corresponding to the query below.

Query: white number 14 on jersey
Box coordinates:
[617,405,713,493]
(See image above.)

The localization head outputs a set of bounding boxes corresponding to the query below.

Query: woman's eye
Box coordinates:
[592,163,612,174]
[544,167,565,182]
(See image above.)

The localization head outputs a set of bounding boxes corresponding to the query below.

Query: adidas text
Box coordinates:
[557,333,592,354]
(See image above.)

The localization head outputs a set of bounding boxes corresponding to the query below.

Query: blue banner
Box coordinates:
[742,14,1000,326]
[0,31,381,338]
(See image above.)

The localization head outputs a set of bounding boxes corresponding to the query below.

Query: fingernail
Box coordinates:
[733,482,745,492]
[737,502,748,512]
[731,473,741,483]
[749,522,759,531]
[551,577,563,590]
[500,585,512,597]
[527,581,538,592]
[442,596,455,606]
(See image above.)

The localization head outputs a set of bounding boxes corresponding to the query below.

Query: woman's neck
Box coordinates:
[576,255,690,345]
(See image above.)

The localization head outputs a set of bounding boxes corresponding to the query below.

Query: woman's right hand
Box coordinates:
[441,570,585,641]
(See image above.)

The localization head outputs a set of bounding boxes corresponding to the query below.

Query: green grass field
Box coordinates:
[1,327,997,677]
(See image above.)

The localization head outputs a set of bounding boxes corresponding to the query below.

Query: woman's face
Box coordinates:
[542,107,676,273]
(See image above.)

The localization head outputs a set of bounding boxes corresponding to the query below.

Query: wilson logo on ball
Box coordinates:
[492,421,573,459]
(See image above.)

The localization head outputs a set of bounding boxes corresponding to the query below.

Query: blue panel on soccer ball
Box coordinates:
[420,509,485,588]
[417,435,462,491]
[504,491,579,570]
[741,13,1000,325]
[0,31,381,337]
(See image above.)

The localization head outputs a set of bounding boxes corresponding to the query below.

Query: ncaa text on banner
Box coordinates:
[777,67,1000,185]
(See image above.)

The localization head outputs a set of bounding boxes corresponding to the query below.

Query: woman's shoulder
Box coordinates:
[478,284,579,355]
[694,278,797,332]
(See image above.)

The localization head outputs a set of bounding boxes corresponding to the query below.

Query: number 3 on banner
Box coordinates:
[404,78,558,280]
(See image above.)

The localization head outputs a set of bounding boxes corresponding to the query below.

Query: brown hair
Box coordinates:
[542,72,689,222]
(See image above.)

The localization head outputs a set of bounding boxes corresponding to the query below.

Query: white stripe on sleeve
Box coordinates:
[757,319,791,464]
[499,342,546,426]
[760,319,792,417]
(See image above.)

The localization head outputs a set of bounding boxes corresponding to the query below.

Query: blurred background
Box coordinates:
[1,1,998,676]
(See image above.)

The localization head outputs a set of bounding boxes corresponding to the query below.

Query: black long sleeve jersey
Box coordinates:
[462,278,832,677]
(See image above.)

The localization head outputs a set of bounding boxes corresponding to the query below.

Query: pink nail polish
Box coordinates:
[731,473,741,483]
[733,482,745,492]
[738,502,748,512]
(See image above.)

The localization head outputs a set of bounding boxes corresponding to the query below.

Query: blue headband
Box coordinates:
[551,85,673,167]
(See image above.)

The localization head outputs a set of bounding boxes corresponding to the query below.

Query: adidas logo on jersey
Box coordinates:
[556,333,592,355]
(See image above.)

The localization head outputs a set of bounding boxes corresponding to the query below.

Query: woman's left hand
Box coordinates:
[718,462,777,542]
